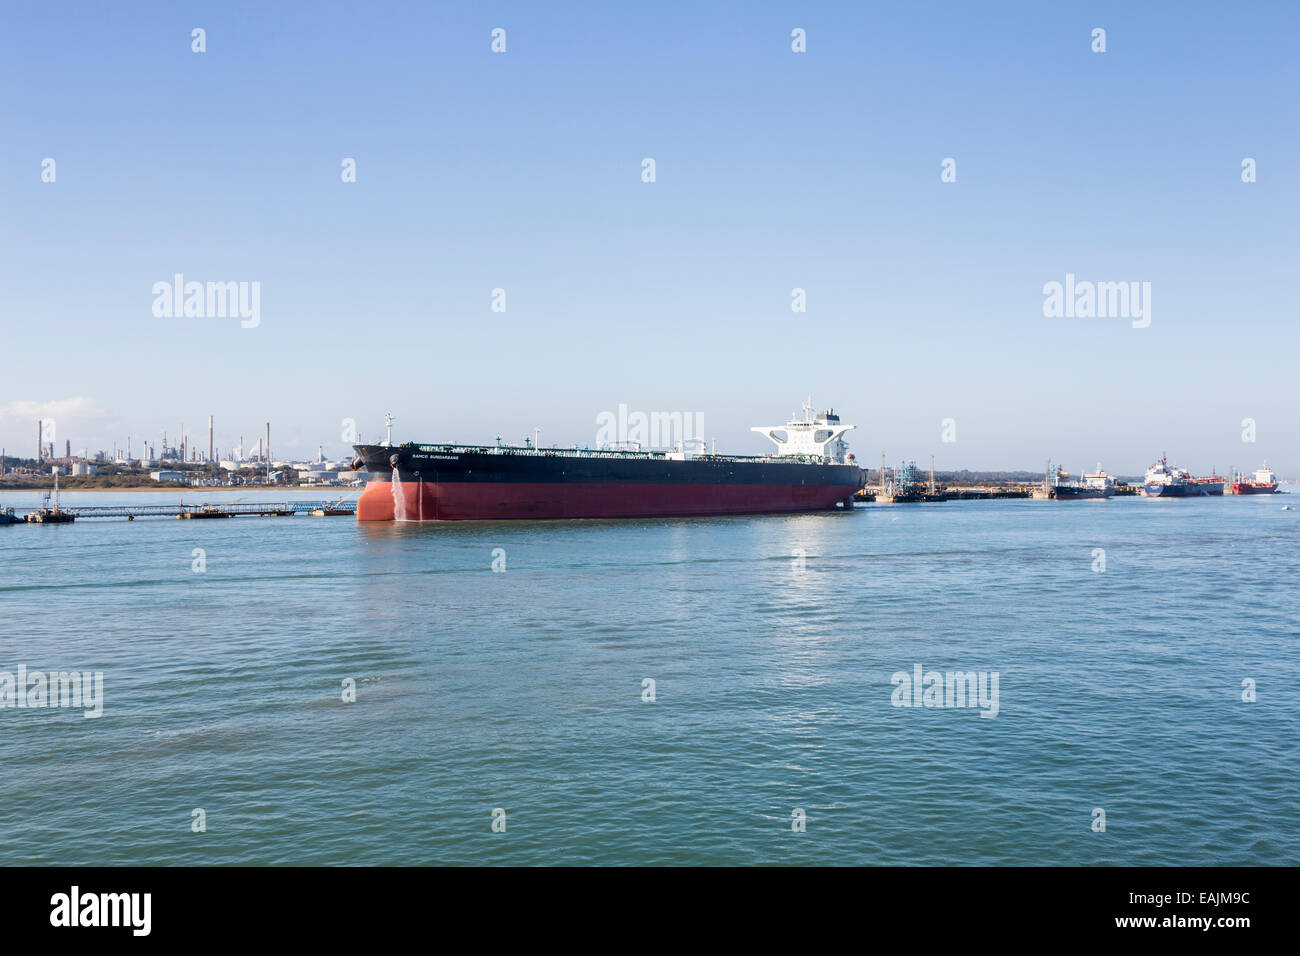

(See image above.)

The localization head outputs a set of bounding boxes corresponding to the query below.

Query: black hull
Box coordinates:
[353,444,865,488]
[352,443,866,521]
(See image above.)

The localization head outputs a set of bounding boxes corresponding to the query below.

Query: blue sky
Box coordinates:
[2,1,1297,475]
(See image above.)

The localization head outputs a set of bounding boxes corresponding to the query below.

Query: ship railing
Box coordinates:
[406,443,842,466]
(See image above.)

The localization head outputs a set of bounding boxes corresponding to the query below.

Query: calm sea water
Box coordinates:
[1,488,1297,866]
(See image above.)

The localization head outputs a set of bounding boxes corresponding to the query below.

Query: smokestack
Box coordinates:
[208,415,214,464]
[37,420,42,464]
[265,422,270,466]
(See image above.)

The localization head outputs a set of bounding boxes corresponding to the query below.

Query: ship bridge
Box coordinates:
[752,400,855,463]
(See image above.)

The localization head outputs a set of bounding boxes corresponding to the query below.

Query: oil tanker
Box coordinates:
[1043,462,1113,500]
[1143,455,1224,497]
[352,405,865,521]
[1229,463,1279,495]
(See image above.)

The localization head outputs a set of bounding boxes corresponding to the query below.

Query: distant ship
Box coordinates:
[25,470,76,523]
[176,504,230,519]
[1144,455,1224,497]
[1229,463,1279,495]
[352,403,867,521]
[1045,462,1112,500]
[1082,466,1119,495]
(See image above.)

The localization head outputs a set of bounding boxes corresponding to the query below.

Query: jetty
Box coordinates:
[1,500,356,522]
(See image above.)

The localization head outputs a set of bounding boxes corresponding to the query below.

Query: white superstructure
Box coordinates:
[1145,455,1190,490]
[1252,464,1278,485]
[1083,463,1116,491]
[751,400,856,463]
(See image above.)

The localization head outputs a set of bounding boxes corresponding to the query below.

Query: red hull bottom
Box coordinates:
[356,479,856,521]
[1230,483,1278,495]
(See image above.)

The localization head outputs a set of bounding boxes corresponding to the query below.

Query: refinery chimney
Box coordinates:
[208,416,214,464]
[36,420,42,464]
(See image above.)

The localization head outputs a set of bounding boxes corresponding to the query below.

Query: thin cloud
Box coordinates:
[0,396,106,422]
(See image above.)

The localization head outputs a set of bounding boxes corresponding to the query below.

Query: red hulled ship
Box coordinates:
[353,405,866,521]
[1229,464,1279,495]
